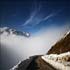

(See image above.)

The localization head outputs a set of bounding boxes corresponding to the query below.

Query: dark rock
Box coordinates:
[47,31,70,54]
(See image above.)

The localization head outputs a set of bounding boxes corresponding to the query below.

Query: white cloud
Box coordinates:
[22,11,60,27]
[23,11,36,26]
[22,3,41,26]
[1,25,69,61]
[43,13,55,21]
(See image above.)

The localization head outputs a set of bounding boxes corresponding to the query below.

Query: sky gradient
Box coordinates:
[0,0,70,33]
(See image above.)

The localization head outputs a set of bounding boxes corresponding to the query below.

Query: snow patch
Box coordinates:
[42,52,70,70]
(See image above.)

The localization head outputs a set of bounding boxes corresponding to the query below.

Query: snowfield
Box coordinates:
[41,52,70,70]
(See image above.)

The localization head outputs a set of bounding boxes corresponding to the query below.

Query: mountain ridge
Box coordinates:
[47,31,70,54]
[0,27,30,37]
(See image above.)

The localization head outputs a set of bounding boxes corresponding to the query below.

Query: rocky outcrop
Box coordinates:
[47,31,70,54]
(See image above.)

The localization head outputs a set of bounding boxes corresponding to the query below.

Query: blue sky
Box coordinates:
[0,0,70,33]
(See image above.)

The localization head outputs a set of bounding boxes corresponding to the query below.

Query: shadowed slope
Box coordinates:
[47,32,70,54]
[15,56,56,70]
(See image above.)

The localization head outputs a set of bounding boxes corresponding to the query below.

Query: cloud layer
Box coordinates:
[1,25,69,61]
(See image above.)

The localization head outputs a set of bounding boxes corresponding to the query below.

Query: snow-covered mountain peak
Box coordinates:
[66,30,70,35]
[64,30,70,37]
[0,27,30,37]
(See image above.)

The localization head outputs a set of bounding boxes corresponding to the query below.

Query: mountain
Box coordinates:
[0,27,30,37]
[47,31,70,54]
[11,30,70,70]
[11,55,57,70]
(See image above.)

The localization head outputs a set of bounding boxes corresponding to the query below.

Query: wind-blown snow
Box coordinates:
[42,52,70,70]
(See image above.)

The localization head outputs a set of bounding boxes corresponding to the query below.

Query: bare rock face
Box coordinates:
[47,31,70,54]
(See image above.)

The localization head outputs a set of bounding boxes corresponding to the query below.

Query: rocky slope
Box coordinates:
[42,52,70,70]
[47,31,70,54]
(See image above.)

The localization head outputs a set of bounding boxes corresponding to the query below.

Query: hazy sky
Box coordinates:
[0,0,70,33]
